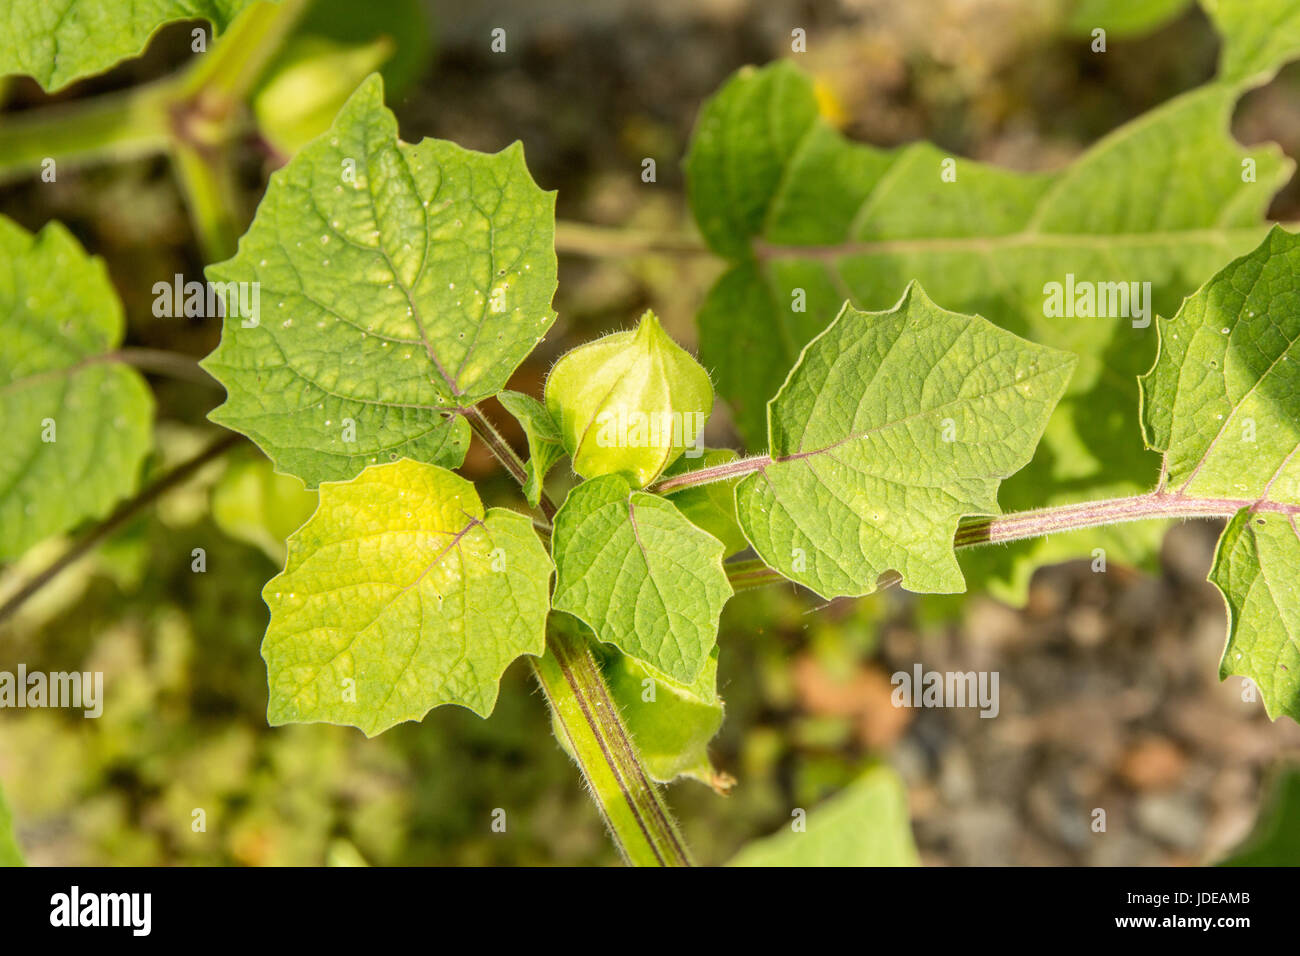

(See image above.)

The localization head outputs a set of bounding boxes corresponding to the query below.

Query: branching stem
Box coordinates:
[0,433,242,626]
[461,404,558,520]
[463,402,695,865]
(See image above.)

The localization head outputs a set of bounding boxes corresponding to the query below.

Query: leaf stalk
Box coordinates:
[554,220,708,258]
[0,433,242,626]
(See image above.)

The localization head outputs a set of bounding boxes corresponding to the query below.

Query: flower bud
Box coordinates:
[545,310,713,488]
[253,37,395,156]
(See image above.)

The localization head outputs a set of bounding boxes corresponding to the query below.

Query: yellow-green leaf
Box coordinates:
[262,458,552,736]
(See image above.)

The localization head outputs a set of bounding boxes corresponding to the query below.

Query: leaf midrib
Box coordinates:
[773,353,1075,473]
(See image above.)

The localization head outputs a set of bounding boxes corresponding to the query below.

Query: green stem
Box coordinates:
[461,404,558,519]
[0,0,306,189]
[554,219,708,258]
[532,625,694,866]
[0,81,174,184]
[112,347,219,387]
[953,490,1267,544]
[178,0,312,104]
[721,490,1256,593]
[461,401,690,865]
[0,0,309,264]
[723,557,782,591]
[650,453,770,493]
[170,139,242,263]
[165,0,311,263]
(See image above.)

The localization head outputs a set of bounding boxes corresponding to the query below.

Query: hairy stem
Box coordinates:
[720,489,1255,594]
[722,557,785,591]
[0,433,242,626]
[463,402,690,865]
[532,625,694,866]
[461,404,558,520]
[650,453,771,493]
[554,220,708,258]
[954,491,1252,547]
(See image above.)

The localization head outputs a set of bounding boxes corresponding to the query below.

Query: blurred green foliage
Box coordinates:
[1219,767,1300,866]
[0,781,22,865]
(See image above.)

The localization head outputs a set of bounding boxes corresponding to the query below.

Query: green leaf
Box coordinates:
[1140,227,1300,501]
[685,28,1300,597]
[497,390,565,509]
[551,474,733,683]
[262,458,553,736]
[688,52,1294,439]
[1212,512,1300,722]
[1065,0,1192,36]
[728,765,919,866]
[1204,0,1300,83]
[0,0,266,91]
[1219,764,1300,865]
[1141,227,1300,720]
[602,646,725,787]
[735,284,1075,599]
[549,638,727,789]
[0,780,23,866]
[202,74,557,487]
[0,216,153,560]
[661,449,749,556]
[210,451,317,563]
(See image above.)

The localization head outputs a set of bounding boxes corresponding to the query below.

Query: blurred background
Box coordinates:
[1,0,1299,865]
